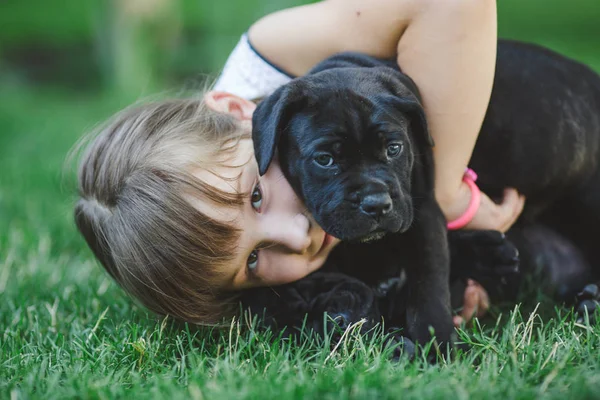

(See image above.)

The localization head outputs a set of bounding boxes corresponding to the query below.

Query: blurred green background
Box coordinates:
[1,0,599,95]
[0,0,599,312]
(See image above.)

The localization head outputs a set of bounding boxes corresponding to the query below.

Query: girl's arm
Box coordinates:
[249,0,524,232]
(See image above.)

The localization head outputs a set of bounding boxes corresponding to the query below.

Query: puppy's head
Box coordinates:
[252,65,430,241]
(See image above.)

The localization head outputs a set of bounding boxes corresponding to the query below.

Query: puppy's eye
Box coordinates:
[314,154,335,167]
[387,143,403,157]
[251,183,263,210]
[247,250,259,273]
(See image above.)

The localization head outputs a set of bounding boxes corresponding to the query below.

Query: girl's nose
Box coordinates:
[264,213,311,253]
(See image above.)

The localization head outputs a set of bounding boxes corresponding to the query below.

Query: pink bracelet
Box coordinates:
[446,168,481,230]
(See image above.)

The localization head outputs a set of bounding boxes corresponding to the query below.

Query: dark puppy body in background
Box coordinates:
[249,40,600,347]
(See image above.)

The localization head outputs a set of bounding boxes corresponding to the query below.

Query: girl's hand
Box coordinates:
[453,279,490,327]
[444,184,526,233]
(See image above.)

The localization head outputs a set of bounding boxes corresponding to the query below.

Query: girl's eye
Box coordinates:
[247,250,259,273]
[251,183,263,210]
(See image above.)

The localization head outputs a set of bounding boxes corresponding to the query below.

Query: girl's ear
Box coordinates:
[204,91,256,121]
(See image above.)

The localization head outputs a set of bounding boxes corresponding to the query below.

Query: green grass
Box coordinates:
[3,43,600,398]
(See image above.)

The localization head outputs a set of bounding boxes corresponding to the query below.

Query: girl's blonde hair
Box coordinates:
[74,96,248,324]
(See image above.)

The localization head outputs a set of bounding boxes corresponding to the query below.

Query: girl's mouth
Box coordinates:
[319,233,335,254]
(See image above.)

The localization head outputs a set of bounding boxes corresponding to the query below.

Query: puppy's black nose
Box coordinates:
[360,193,392,218]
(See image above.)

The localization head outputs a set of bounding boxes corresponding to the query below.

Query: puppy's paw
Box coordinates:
[575,283,600,324]
[449,230,520,283]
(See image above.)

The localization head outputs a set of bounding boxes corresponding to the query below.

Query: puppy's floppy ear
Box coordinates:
[376,93,433,147]
[252,82,305,175]
[372,67,433,147]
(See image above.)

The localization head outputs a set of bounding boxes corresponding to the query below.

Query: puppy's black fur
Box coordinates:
[250,41,600,346]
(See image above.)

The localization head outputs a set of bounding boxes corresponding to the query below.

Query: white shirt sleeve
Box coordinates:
[213,33,295,101]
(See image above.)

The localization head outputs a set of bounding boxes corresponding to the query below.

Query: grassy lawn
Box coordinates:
[2,41,600,399]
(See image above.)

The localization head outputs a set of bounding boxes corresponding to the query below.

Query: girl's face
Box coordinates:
[197,92,341,290]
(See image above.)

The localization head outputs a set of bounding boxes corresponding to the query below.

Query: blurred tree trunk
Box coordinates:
[98,0,181,95]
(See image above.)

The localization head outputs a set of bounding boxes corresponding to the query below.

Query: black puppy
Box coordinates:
[253,52,454,347]
[251,40,600,347]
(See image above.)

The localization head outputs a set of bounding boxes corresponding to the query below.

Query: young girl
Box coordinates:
[75,0,524,326]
